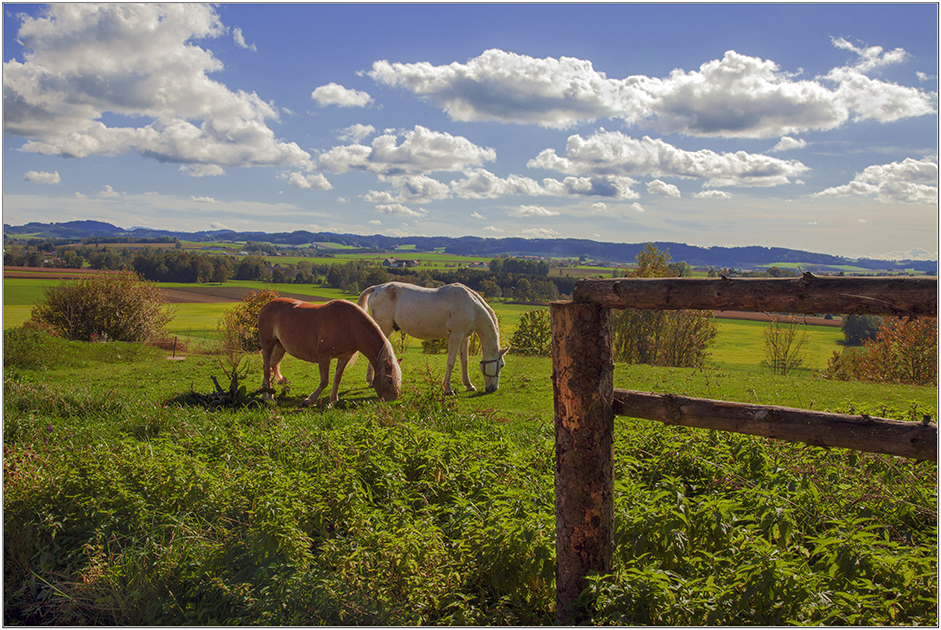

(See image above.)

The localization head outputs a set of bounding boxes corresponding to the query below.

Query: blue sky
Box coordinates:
[3,3,938,260]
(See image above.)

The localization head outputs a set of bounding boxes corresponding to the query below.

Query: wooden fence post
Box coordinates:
[551,300,614,624]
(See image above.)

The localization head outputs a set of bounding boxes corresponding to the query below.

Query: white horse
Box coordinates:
[358,282,509,394]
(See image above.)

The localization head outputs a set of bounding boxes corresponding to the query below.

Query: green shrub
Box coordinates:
[30,270,173,342]
[218,288,281,353]
[509,309,551,357]
[842,314,883,346]
[825,317,937,386]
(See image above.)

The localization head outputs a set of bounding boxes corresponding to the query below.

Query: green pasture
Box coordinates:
[4,277,849,373]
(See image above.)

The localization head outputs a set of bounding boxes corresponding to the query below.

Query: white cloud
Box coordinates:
[337,124,376,142]
[647,179,681,197]
[812,157,938,204]
[519,227,560,238]
[311,82,373,107]
[366,174,452,203]
[516,204,559,217]
[191,195,217,203]
[180,164,226,177]
[368,41,934,137]
[319,125,496,176]
[99,185,121,198]
[591,202,607,213]
[24,170,60,184]
[530,130,808,187]
[771,136,807,152]
[375,203,427,217]
[630,202,645,213]
[831,37,909,72]
[470,211,485,219]
[4,4,311,170]
[872,247,937,261]
[483,225,505,233]
[694,189,733,199]
[232,27,256,52]
[288,172,332,190]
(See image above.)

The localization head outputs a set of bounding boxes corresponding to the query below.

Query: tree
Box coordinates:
[842,314,883,346]
[30,270,173,342]
[763,319,809,375]
[611,244,717,367]
[509,309,551,356]
[826,317,937,386]
[218,289,281,353]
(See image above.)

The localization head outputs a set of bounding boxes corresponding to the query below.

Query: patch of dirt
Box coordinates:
[4,266,124,279]
[714,311,842,327]
[160,286,333,304]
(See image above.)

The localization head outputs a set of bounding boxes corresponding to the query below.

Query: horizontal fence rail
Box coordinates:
[552,275,938,624]
[573,273,938,317]
[613,389,937,461]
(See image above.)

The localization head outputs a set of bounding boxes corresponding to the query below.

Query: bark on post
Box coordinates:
[551,300,614,624]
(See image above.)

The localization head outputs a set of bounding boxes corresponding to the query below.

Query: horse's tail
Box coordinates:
[358,285,377,312]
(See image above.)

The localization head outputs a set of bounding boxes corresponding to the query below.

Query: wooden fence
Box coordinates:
[550,273,938,624]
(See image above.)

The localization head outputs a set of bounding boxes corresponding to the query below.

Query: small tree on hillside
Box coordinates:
[763,319,809,375]
[842,314,883,346]
[30,270,173,342]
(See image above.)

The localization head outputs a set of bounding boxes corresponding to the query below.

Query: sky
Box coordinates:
[2,3,938,261]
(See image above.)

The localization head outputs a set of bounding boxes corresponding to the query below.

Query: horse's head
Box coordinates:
[479,347,510,393]
[372,352,402,402]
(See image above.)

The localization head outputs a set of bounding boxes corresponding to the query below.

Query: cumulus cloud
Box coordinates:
[872,247,937,261]
[99,185,121,198]
[3,4,311,170]
[319,125,496,176]
[366,174,452,203]
[516,204,559,217]
[591,202,607,212]
[191,195,217,203]
[694,189,733,199]
[470,211,485,220]
[447,168,640,200]
[630,202,645,213]
[375,203,427,217]
[771,136,807,152]
[530,130,808,187]
[311,82,373,107]
[337,124,376,142]
[367,40,934,137]
[647,179,681,197]
[519,227,560,238]
[287,172,332,190]
[180,164,226,177]
[24,170,60,184]
[812,157,938,204]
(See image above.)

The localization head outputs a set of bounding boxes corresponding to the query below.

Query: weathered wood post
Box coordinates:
[551,300,614,624]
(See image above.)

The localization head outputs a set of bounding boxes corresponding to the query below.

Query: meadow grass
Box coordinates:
[4,330,936,625]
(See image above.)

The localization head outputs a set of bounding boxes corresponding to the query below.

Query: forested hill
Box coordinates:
[3,220,937,273]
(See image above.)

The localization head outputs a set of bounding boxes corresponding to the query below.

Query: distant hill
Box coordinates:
[3,220,937,274]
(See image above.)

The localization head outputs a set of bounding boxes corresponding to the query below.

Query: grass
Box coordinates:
[3,330,937,625]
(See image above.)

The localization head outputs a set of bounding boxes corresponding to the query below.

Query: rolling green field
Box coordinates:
[4,277,847,373]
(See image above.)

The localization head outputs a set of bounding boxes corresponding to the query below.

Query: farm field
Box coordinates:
[4,277,849,373]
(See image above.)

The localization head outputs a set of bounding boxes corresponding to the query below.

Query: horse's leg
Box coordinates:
[442,332,465,395]
[261,342,286,401]
[330,354,353,404]
[302,357,330,407]
[458,335,476,392]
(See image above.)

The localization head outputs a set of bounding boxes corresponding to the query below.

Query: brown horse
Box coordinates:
[258,298,401,405]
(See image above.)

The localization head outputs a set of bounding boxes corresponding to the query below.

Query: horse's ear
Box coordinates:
[397,357,403,364]
[499,347,510,357]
